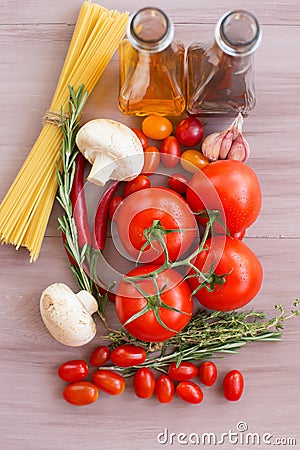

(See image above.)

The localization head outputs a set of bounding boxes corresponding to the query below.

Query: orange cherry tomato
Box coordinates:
[131,127,148,149]
[62,381,98,406]
[180,150,209,173]
[142,145,160,175]
[123,175,151,198]
[93,370,125,396]
[142,115,173,140]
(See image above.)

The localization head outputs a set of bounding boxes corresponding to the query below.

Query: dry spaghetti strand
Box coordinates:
[0,2,128,261]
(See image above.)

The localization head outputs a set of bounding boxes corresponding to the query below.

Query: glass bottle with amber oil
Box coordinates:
[187,10,262,116]
[118,7,185,116]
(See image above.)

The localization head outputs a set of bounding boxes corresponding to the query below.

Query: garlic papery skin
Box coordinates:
[201,113,250,162]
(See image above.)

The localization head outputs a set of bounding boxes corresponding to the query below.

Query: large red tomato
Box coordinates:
[115,265,193,342]
[186,160,262,234]
[116,187,197,264]
[188,236,263,311]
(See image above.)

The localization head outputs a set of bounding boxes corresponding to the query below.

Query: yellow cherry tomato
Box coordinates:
[180,149,209,174]
[142,115,173,140]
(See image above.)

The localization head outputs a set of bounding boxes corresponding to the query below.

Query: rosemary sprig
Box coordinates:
[56,85,91,292]
[101,300,300,376]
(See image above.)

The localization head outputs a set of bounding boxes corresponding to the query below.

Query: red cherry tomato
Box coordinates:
[232,228,246,240]
[175,117,204,147]
[142,115,173,140]
[176,381,204,404]
[93,370,125,396]
[89,346,111,367]
[168,173,189,194]
[223,369,244,401]
[156,374,175,403]
[142,145,160,175]
[168,362,198,381]
[199,361,217,386]
[123,175,151,198]
[109,196,123,221]
[62,381,98,406]
[131,127,148,149]
[110,345,147,367]
[160,136,181,168]
[57,360,89,383]
[133,368,156,399]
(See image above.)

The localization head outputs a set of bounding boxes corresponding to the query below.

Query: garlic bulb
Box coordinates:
[202,113,250,162]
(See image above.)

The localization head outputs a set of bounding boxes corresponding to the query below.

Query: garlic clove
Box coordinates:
[219,128,235,159]
[202,132,224,161]
[227,133,250,162]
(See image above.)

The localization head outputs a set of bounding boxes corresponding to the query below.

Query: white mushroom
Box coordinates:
[40,283,98,347]
[75,118,144,186]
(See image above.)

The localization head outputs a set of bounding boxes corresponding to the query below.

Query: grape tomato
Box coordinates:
[131,127,149,148]
[142,145,160,175]
[133,367,156,399]
[62,381,98,406]
[110,345,147,367]
[57,360,89,383]
[176,381,204,404]
[123,175,151,198]
[93,370,125,396]
[168,173,189,194]
[89,346,111,367]
[160,136,181,168]
[199,361,217,386]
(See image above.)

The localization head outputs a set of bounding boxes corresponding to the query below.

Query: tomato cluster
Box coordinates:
[106,115,263,342]
[58,349,244,406]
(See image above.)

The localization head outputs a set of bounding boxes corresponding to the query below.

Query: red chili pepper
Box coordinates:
[62,232,77,266]
[93,181,120,251]
[70,153,92,247]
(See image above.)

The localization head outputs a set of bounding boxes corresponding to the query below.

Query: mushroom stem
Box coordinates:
[76,290,99,315]
[87,153,117,186]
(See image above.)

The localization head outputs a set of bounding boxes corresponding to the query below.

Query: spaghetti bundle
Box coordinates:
[0,2,128,261]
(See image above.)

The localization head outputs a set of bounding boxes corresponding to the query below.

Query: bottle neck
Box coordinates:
[127,7,174,53]
[215,10,261,57]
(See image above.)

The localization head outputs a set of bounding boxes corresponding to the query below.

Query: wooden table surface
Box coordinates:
[1,1,300,449]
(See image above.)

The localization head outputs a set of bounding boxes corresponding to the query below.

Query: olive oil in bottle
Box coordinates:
[118,7,185,116]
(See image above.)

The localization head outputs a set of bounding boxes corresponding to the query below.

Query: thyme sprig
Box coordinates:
[101,300,300,376]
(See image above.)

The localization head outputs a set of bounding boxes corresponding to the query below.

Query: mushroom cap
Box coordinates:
[75,118,144,183]
[40,283,98,347]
